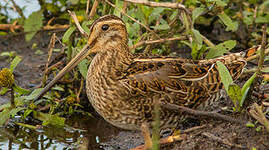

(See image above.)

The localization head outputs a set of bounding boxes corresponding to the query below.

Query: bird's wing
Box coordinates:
[118,57,213,105]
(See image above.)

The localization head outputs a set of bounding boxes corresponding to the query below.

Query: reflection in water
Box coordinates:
[0,114,143,150]
[0,0,40,19]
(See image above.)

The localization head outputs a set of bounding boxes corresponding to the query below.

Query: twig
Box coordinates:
[124,0,189,13]
[257,24,267,75]
[76,79,84,102]
[200,34,215,48]
[68,10,88,37]
[42,33,56,87]
[130,36,187,50]
[42,24,69,30]
[243,68,257,74]
[182,125,207,133]
[163,103,245,124]
[249,103,269,132]
[88,0,99,19]
[86,0,91,16]
[0,23,69,31]
[45,60,64,74]
[251,6,258,33]
[202,132,245,148]
[104,0,160,39]
[122,1,128,14]
[47,17,55,26]
[0,22,21,32]
[131,133,185,150]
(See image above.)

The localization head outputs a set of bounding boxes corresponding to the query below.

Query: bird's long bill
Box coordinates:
[34,44,91,101]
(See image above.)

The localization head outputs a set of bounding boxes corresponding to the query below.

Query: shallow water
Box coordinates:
[0,114,143,150]
[0,0,40,19]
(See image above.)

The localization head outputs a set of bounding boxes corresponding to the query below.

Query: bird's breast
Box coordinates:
[85,53,134,126]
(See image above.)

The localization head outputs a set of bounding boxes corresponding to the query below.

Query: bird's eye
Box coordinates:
[101,24,109,31]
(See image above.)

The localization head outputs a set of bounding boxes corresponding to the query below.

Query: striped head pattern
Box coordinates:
[87,15,128,53]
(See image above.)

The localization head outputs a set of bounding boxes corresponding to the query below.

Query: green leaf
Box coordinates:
[52,86,64,92]
[243,10,253,25]
[0,102,10,110]
[16,122,37,130]
[216,61,233,92]
[9,107,25,117]
[141,5,153,19]
[78,59,88,78]
[0,51,16,58]
[0,109,11,126]
[46,3,60,13]
[10,56,22,72]
[62,26,76,44]
[151,19,170,30]
[246,122,255,128]
[23,88,44,101]
[262,67,269,72]
[13,84,30,95]
[149,7,164,23]
[256,126,262,132]
[69,0,79,5]
[0,87,9,95]
[24,10,44,41]
[212,0,227,7]
[23,109,33,118]
[34,49,44,55]
[82,20,93,34]
[240,73,256,106]
[0,107,25,126]
[113,0,124,17]
[151,24,170,30]
[0,31,7,36]
[218,12,238,32]
[192,7,205,23]
[33,111,65,127]
[255,15,269,23]
[228,84,242,111]
[206,40,236,59]
[192,29,203,45]
[264,56,269,61]
[182,11,190,32]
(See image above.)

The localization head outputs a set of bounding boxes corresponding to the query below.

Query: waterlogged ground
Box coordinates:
[0,114,144,149]
[0,31,268,150]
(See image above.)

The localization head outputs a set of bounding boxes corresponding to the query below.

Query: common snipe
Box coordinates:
[35,15,247,130]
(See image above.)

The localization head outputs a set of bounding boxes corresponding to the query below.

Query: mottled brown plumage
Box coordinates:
[36,15,247,130]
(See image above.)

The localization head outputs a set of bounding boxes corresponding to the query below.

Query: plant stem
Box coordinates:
[152,101,160,150]
[257,25,267,75]
[10,88,15,108]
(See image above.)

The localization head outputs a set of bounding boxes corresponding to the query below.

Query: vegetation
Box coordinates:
[0,0,268,149]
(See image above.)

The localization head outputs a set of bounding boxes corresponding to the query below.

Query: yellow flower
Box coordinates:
[0,68,14,88]
[66,96,76,104]
[29,103,37,109]
[71,16,85,23]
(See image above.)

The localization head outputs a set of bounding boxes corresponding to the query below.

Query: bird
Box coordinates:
[34,15,247,131]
